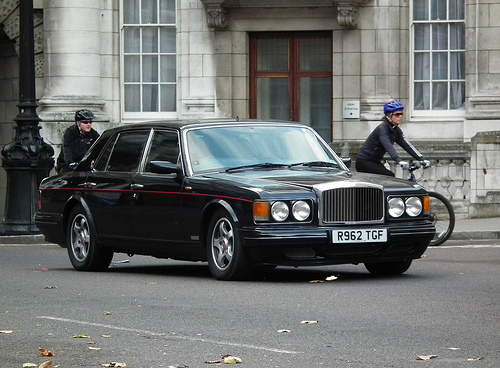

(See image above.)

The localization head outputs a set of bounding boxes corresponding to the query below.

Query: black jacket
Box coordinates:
[357,120,424,163]
[56,124,99,172]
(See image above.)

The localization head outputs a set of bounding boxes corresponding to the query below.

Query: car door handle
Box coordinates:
[80,182,97,188]
[130,183,144,190]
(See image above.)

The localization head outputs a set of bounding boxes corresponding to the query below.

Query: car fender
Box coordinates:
[63,194,98,236]
[199,198,241,245]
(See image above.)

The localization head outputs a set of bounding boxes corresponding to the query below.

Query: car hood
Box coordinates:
[199,167,418,194]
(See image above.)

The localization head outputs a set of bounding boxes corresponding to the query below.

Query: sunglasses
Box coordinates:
[79,120,93,124]
[392,113,404,117]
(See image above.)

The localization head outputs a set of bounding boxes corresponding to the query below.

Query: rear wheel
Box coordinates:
[207,209,251,280]
[428,191,455,246]
[364,259,412,276]
[66,206,113,271]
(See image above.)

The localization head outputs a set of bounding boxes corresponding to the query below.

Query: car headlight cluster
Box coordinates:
[254,200,312,223]
[387,196,424,218]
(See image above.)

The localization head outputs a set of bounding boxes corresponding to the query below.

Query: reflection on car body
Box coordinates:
[35,119,435,280]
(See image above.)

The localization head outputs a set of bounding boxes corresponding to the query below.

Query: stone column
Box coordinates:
[38,0,105,124]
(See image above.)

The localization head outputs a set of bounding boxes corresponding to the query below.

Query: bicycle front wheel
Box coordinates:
[428,191,455,246]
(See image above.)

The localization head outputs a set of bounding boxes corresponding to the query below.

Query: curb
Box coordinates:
[450,230,500,241]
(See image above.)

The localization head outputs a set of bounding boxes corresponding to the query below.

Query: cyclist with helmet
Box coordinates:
[355,101,430,177]
[56,109,100,174]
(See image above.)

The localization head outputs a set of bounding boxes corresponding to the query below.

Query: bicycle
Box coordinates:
[407,163,455,246]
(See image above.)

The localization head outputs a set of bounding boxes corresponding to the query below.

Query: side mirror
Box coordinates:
[149,160,180,174]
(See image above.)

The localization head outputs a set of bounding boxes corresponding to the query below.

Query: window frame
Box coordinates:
[120,0,178,120]
[410,0,466,119]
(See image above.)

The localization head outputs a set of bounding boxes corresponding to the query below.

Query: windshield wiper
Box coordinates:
[226,162,288,172]
[289,161,339,168]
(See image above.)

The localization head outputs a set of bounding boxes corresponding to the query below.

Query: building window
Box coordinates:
[412,0,465,115]
[122,0,177,117]
[250,32,332,141]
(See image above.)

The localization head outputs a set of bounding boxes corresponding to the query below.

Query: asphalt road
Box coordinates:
[1,241,499,368]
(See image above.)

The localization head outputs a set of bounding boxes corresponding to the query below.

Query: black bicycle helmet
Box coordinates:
[75,109,94,122]
[384,101,404,115]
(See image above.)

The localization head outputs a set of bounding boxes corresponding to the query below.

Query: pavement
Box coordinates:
[0,217,498,245]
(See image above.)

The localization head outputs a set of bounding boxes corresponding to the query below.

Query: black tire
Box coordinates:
[428,191,455,246]
[364,259,412,276]
[66,206,113,271]
[207,209,251,281]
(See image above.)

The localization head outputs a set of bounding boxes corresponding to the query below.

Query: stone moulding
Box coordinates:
[200,0,370,30]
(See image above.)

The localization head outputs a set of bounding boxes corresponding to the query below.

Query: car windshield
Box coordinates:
[185,124,342,174]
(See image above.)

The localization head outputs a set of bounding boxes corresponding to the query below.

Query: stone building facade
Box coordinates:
[0,0,499,219]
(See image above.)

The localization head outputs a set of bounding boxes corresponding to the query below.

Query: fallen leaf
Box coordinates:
[417,355,437,360]
[42,268,49,271]
[309,280,325,283]
[39,361,53,368]
[101,334,111,338]
[300,320,318,324]
[277,329,291,333]
[103,311,113,315]
[467,357,484,361]
[101,363,127,367]
[205,360,221,364]
[0,330,14,334]
[43,286,57,289]
[22,364,37,367]
[167,365,189,368]
[446,347,460,350]
[39,348,55,357]
[222,355,242,364]
[89,346,102,350]
[73,334,91,338]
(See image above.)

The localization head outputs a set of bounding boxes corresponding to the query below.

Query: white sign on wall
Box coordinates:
[343,101,360,119]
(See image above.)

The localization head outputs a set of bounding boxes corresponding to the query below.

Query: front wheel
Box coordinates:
[207,209,251,281]
[66,206,113,271]
[428,192,455,246]
[364,259,412,276]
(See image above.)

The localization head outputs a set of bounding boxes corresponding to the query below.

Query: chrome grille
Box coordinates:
[321,187,384,223]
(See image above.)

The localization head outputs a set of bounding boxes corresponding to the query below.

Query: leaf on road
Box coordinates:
[22,364,38,367]
[205,360,221,364]
[309,280,325,283]
[43,286,57,289]
[467,357,484,361]
[167,365,189,368]
[0,330,14,334]
[101,363,127,367]
[277,329,291,333]
[89,346,102,350]
[416,355,437,360]
[222,355,242,364]
[103,311,113,315]
[39,348,55,357]
[39,361,53,368]
[446,347,460,350]
[300,320,318,324]
[73,334,91,338]
[101,334,111,338]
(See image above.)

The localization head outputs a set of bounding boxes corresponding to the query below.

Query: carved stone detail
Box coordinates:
[206,5,228,29]
[337,4,359,29]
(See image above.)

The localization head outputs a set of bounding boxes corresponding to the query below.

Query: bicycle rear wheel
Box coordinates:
[428,191,455,246]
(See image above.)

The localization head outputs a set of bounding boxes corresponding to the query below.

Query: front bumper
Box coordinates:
[241,222,435,266]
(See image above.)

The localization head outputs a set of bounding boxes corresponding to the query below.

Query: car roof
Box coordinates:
[101,119,308,135]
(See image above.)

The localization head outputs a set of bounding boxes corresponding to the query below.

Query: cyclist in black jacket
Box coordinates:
[356,101,430,177]
[56,109,99,174]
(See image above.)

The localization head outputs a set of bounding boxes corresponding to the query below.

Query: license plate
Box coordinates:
[332,228,387,244]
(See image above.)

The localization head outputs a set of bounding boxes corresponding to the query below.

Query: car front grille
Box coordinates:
[321,186,384,224]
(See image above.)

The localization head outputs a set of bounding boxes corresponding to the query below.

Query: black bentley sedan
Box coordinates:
[35,120,435,280]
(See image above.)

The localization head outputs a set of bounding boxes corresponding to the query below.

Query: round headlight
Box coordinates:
[292,200,311,221]
[405,197,423,217]
[388,197,405,217]
[271,201,289,222]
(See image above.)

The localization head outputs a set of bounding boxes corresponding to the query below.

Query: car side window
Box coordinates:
[144,130,180,172]
[106,131,150,172]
